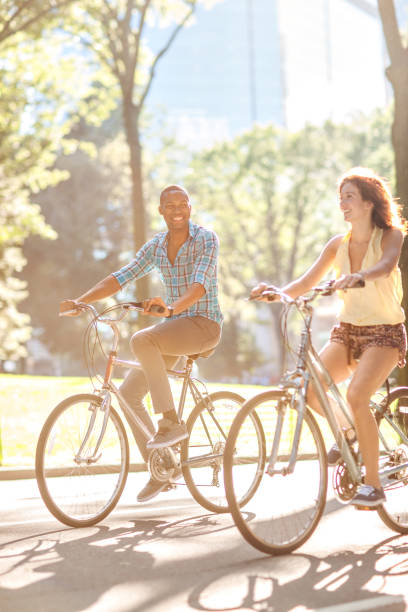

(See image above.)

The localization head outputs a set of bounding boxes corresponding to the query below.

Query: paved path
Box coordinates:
[1,473,408,612]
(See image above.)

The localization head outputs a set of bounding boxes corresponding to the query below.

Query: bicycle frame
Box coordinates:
[76,303,225,469]
[265,289,408,484]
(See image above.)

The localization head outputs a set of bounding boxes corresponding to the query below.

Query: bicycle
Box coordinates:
[35,302,264,527]
[223,282,408,555]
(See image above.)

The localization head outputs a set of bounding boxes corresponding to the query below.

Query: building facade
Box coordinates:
[146,0,407,147]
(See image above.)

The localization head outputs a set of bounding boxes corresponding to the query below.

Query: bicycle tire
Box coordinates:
[224,390,328,555]
[36,394,129,527]
[181,391,264,513]
[376,386,408,534]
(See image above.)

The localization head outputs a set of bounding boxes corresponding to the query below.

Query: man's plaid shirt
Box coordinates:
[112,221,223,325]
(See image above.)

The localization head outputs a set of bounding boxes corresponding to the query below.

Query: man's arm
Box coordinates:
[142,282,205,318]
[59,274,121,315]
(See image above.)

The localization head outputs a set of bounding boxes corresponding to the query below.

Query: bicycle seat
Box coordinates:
[187,349,215,360]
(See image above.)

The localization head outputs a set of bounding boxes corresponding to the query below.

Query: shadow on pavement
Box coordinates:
[0,504,407,612]
[187,535,408,612]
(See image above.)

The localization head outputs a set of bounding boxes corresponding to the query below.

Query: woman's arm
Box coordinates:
[362,228,404,281]
[282,235,343,298]
[333,228,404,290]
[251,235,343,300]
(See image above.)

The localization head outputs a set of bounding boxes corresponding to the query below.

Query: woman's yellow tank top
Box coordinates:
[334,225,405,326]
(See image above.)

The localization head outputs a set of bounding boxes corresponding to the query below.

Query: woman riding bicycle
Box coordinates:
[251,167,407,508]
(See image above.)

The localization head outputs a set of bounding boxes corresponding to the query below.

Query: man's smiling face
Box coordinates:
[159,189,191,231]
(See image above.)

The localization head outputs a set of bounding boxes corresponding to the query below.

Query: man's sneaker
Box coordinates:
[137,468,182,503]
[327,432,357,466]
[146,418,188,449]
[350,484,386,508]
[137,477,171,502]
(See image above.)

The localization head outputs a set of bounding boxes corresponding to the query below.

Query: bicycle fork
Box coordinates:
[266,392,304,477]
[74,393,111,465]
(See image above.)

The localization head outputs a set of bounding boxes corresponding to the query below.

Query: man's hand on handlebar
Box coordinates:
[250,282,281,302]
[59,299,82,316]
[141,296,168,317]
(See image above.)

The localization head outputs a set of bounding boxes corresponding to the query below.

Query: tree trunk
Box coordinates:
[122,99,149,302]
[391,70,408,384]
[378,0,408,384]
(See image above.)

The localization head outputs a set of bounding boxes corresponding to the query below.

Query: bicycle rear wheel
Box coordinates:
[181,391,264,513]
[376,386,408,533]
[36,394,129,527]
[224,390,328,555]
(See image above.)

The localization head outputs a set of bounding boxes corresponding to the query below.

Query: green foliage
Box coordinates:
[21,114,191,371]
[187,111,394,378]
[0,2,108,361]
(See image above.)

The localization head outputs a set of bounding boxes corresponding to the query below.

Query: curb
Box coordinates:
[0,467,36,481]
[0,463,148,481]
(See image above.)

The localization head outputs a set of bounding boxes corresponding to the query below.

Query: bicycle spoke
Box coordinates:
[224,391,327,555]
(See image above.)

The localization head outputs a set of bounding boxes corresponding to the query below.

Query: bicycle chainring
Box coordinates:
[332,461,357,503]
[148,447,179,483]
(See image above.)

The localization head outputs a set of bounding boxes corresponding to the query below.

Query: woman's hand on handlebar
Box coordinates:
[332,273,365,291]
[141,296,168,317]
[250,282,281,302]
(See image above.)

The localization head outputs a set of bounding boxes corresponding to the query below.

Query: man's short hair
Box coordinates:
[160,185,190,206]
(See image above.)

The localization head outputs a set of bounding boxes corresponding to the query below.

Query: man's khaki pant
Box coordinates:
[119,316,221,461]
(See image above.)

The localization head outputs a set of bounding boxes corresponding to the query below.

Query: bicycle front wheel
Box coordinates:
[36,394,129,527]
[181,391,264,513]
[224,390,328,555]
[377,386,408,534]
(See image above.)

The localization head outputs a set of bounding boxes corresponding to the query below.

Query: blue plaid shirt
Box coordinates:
[112,221,223,325]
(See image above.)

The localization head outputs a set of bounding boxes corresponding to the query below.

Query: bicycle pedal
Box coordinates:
[164,483,177,492]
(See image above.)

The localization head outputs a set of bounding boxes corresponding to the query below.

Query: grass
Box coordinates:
[0,374,335,469]
[0,374,261,468]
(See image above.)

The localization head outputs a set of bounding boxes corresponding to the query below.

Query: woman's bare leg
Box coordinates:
[307,341,356,430]
[347,346,399,489]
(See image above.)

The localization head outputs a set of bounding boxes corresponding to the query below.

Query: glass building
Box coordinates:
[145,0,408,146]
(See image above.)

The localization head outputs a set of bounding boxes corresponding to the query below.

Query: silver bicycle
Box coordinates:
[35,302,263,527]
[224,282,408,555]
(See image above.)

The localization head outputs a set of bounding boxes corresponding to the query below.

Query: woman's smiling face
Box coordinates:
[339,181,373,223]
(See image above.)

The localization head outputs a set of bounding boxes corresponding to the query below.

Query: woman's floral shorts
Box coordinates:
[330,321,407,368]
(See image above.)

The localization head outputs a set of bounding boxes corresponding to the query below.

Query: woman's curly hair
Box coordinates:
[338,167,408,235]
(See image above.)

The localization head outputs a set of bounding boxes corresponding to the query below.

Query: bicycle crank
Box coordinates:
[332,461,357,503]
[148,447,180,483]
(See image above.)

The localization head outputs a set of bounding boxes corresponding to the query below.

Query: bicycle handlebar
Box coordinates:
[251,278,365,305]
[59,301,165,320]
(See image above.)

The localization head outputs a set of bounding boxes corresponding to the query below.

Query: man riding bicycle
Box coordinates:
[59,185,223,502]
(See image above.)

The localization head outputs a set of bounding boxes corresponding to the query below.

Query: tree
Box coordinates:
[21,116,190,372]
[65,0,219,300]
[378,0,408,384]
[188,112,394,380]
[0,1,103,362]
[0,0,75,44]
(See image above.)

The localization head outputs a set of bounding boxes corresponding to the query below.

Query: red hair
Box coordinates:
[338,167,407,235]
